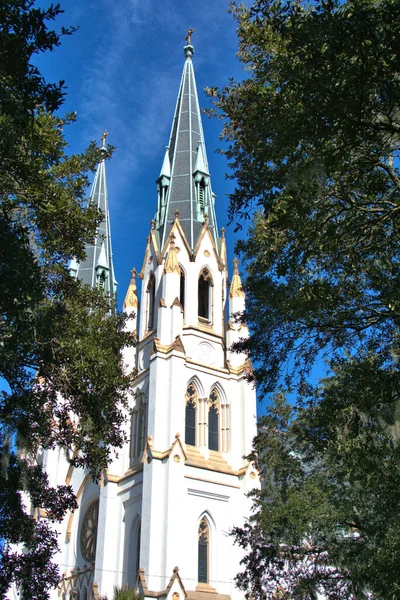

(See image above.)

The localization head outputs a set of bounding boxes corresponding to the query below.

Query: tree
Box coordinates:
[0,2,134,598]
[100,586,143,600]
[212,0,400,597]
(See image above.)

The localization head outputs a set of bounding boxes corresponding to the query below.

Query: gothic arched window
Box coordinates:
[135,522,141,576]
[137,399,147,456]
[185,384,197,446]
[198,517,209,583]
[147,272,155,330]
[208,389,219,451]
[180,267,185,311]
[198,268,212,321]
[132,396,147,459]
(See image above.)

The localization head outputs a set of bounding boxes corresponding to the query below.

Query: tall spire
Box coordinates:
[155,34,218,250]
[69,132,117,296]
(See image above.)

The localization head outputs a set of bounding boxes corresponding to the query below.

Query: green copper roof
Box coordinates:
[69,147,117,296]
[155,44,218,250]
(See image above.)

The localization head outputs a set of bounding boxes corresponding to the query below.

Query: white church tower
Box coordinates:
[47,39,259,600]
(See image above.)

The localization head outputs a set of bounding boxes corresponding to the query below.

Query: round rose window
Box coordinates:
[80,500,99,562]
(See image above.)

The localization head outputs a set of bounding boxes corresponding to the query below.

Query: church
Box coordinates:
[44,37,259,600]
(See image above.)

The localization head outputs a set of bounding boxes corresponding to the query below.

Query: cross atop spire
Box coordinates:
[154,41,218,250]
[184,28,194,45]
[101,130,108,148]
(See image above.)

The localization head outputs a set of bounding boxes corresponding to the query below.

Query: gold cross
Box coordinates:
[185,28,194,45]
[101,130,108,147]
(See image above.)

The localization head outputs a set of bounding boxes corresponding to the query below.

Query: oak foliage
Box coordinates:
[0,2,134,597]
[213,0,400,597]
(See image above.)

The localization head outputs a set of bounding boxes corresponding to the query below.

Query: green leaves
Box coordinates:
[215,0,400,597]
[0,2,134,598]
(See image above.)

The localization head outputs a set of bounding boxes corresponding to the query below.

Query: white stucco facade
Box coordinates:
[35,42,260,600]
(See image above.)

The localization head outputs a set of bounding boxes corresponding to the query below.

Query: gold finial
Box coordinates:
[185,28,194,45]
[221,227,226,239]
[101,130,108,147]
[174,210,180,221]
[229,258,245,299]
[123,267,139,310]
[150,220,155,231]
[165,232,180,275]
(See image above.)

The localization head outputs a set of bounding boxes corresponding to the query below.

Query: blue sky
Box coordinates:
[36,0,250,308]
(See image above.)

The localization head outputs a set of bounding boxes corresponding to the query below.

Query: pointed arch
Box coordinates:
[212,381,231,452]
[97,269,107,292]
[208,387,220,452]
[198,267,213,321]
[206,383,229,453]
[198,515,210,583]
[179,265,185,312]
[185,383,198,446]
[124,512,141,587]
[198,177,206,211]
[207,381,228,406]
[131,515,141,585]
[146,271,156,330]
[187,375,205,399]
[132,392,148,460]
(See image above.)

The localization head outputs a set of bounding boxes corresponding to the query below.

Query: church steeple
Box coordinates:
[70,132,117,295]
[155,35,218,250]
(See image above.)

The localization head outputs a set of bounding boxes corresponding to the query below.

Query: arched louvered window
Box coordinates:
[147,272,155,330]
[198,517,209,583]
[98,270,106,291]
[208,389,219,451]
[185,384,197,446]
[198,178,206,211]
[180,267,185,311]
[198,268,212,321]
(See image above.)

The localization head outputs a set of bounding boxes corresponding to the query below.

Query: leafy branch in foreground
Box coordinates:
[213,0,400,393]
[0,2,134,597]
[212,0,400,597]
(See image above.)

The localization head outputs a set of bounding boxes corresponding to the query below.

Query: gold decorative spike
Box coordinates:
[221,227,226,239]
[174,210,180,221]
[229,258,245,299]
[123,268,139,309]
[164,233,180,274]
[101,130,108,147]
[185,28,194,45]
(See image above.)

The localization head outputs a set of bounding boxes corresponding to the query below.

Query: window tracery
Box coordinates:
[208,389,219,451]
[185,384,198,446]
[132,395,148,459]
[80,500,99,563]
[198,517,209,583]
